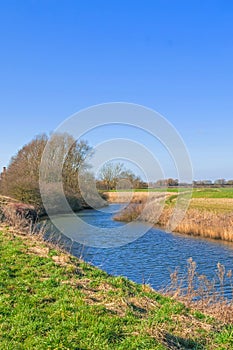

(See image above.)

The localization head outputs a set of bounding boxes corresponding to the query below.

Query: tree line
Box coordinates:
[1,133,232,215]
[0,134,147,214]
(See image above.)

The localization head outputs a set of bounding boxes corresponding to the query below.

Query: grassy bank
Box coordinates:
[108,188,233,242]
[1,224,233,349]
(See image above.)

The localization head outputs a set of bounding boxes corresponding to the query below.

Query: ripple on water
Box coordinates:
[47,204,233,298]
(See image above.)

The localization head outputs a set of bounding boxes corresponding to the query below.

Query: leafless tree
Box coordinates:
[98,162,124,190]
[1,133,92,213]
[98,162,145,190]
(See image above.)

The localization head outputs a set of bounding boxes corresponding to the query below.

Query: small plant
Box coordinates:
[165,258,233,323]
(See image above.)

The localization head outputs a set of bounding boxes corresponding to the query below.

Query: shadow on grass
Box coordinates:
[164,332,205,349]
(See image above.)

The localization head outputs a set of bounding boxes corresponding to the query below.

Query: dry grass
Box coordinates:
[190,197,233,212]
[0,195,19,204]
[175,208,233,241]
[0,204,34,233]
[146,313,219,350]
[105,191,168,204]
[114,193,168,224]
[164,258,233,324]
[114,195,233,242]
[0,199,71,266]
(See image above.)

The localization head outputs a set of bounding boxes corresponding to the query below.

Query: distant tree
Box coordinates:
[98,162,145,190]
[151,178,179,187]
[98,162,124,190]
[154,179,166,187]
[202,180,212,185]
[214,179,226,186]
[167,178,178,186]
[120,169,147,189]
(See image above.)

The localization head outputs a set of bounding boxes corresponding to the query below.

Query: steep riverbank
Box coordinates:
[1,223,233,349]
[105,191,233,242]
[0,194,107,226]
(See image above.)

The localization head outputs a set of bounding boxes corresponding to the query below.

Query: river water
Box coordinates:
[47,204,233,297]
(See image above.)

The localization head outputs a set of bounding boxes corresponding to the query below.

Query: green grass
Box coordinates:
[192,188,233,198]
[107,188,188,193]
[0,228,233,349]
[106,187,233,198]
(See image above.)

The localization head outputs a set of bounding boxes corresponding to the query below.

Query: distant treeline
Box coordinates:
[148,178,233,188]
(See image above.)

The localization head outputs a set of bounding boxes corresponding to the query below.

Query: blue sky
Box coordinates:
[0,0,233,181]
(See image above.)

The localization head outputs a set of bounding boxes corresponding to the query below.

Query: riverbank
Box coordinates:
[105,191,169,203]
[0,223,233,349]
[106,189,233,242]
[0,194,107,226]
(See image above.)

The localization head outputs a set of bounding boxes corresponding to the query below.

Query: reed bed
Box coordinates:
[105,191,168,204]
[114,196,233,242]
[164,257,233,324]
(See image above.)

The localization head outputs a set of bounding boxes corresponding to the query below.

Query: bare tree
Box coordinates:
[1,134,48,206]
[63,138,92,193]
[98,162,145,190]
[120,169,146,189]
[1,133,92,213]
[98,162,124,190]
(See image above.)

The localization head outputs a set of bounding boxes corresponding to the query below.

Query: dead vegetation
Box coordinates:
[164,257,233,324]
[105,191,168,204]
[114,194,233,242]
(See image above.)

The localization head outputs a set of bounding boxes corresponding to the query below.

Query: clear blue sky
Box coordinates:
[0,0,232,181]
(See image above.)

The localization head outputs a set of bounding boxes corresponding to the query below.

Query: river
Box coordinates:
[47,204,233,297]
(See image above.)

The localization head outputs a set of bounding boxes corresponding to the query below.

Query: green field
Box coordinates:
[107,187,233,198]
[191,187,233,198]
[1,227,233,349]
